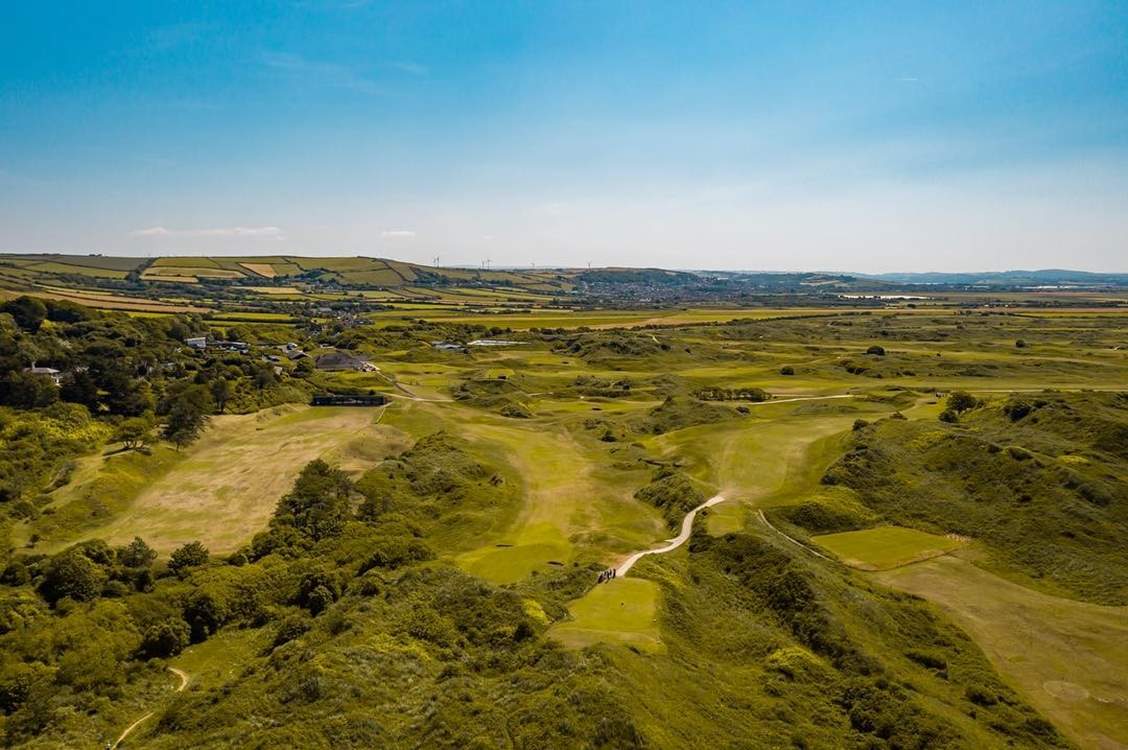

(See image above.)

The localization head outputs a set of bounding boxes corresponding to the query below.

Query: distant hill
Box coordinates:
[859,269,1128,287]
[0,253,576,292]
[1,254,1124,300]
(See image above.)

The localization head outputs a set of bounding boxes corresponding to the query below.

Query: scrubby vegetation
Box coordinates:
[826,393,1128,604]
[0,289,1124,748]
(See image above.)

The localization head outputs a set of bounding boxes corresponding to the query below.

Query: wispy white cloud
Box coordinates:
[896,76,921,83]
[130,226,286,239]
[380,229,416,238]
[261,51,378,93]
[388,61,428,76]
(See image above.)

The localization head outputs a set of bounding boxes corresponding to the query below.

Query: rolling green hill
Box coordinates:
[0,253,577,292]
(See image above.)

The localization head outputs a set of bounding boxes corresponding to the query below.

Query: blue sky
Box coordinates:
[1,1,1126,271]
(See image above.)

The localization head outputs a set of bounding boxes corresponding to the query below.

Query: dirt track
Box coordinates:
[615,494,726,576]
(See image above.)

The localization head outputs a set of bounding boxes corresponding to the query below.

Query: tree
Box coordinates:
[59,370,99,410]
[1,371,59,409]
[293,357,315,378]
[1,297,47,332]
[167,541,209,576]
[117,536,157,568]
[252,364,277,391]
[114,415,155,450]
[184,590,227,642]
[209,377,234,414]
[139,618,190,658]
[946,391,980,413]
[162,385,214,449]
[104,373,154,417]
[273,460,352,540]
[39,551,106,604]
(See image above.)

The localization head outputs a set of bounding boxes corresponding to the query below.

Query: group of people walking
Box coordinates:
[597,567,618,583]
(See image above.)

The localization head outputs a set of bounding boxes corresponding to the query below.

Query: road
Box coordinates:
[109,667,189,749]
[614,494,726,577]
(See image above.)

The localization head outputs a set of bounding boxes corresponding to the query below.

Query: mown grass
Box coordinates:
[878,555,1128,749]
[549,577,663,652]
[813,526,964,570]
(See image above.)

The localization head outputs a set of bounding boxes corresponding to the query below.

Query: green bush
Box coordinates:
[39,550,107,604]
[139,618,191,658]
[168,541,209,576]
[946,390,980,413]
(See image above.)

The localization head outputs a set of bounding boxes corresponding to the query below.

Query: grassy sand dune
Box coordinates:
[877,556,1128,749]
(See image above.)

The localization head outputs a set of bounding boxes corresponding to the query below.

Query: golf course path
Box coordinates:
[615,494,726,577]
[110,667,189,749]
[752,394,856,406]
[757,509,836,562]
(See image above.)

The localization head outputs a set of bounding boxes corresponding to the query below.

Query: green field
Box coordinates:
[550,578,663,652]
[813,526,965,570]
[3,279,1126,749]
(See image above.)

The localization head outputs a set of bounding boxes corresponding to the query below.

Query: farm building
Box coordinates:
[315,351,376,372]
[23,366,62,385]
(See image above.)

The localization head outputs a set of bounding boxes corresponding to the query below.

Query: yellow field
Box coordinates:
[62,406,399,553]
[239,262,277,278]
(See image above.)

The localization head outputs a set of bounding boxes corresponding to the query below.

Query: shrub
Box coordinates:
[168,541,209,576]
[184,590,228,642]
[964,684,998,706]
[1002,398,1033,421]
[865,345,885,356]
[139,618,191,658]
[779,365,795,376]
[499,401,532,419]
[905,649,948,671]
[39,551,107,604]
[946,391,980,413]
[358,538,435,572]
[778,501,870,534]
[305,585,335,615]
[272,616,311,649]
[117,537,157,569]
[273,460,352,541]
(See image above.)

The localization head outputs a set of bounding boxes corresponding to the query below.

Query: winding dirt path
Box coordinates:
[109,667,189,749]
[757,509,837,562]
[614,495,726,576]
[750,394,856,406]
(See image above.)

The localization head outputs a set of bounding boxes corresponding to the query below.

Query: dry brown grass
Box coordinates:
[75,405,398,553]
